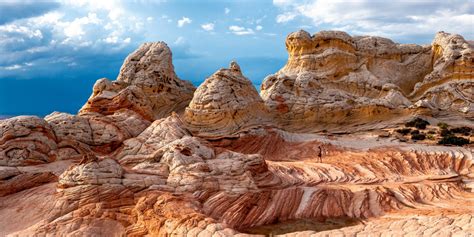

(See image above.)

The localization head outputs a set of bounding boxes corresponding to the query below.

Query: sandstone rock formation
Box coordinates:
[184,61,270,137]
[261,30,473,131]
[80,42,195,121]
[0,116,57,166]
[0,30,473,236]
[411,32,474,117]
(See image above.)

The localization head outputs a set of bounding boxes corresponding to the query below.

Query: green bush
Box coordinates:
[437,122,449,129]
[405,118,430,129]
[438,136,470,146]
[395,128,411,135]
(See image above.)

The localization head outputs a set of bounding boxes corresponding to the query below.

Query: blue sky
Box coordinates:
[0,0,473,116]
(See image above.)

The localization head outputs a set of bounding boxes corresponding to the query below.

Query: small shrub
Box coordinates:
[427,130,436,134]
[411,133,426,141]
[395,128,411,135]
[427,134,435,140]
[405,118,430,129]
[410,130,420,135]
[437,122,449,130]
[438,136,470,146]
[440,129,452,137]
[450,127,472,136]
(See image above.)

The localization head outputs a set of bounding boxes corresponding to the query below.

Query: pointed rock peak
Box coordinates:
[80,41,195,120]
[117,41,178,85]
[229,60,242,74]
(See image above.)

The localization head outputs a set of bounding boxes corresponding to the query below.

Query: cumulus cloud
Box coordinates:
[201,23,215,31]
[63,13,101,38]
[229,25,255,35]
[276,12,296,23]
[225,8,230,14]
[255,25,263,31]
[273,0,474,40]
[0,0,148,78]
[177,17,192,27]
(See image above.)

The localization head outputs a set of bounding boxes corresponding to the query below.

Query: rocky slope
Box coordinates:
[0,30,473,236]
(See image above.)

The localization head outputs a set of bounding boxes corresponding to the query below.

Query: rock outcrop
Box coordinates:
[0,116,57,166]
[411,32,474,117]
[184,61,270,137]
[1,30,473,236]
[80,42,195,121]
[261,30,473,131]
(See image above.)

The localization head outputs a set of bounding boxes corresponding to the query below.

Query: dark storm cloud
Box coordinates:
[0,1,60,25]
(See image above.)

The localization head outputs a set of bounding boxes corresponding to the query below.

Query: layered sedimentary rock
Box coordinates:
[184,61,270,137]
[0,116,57,166]
[7,126,471,236]
[261,30,473,131]
[1,30,473,236]
[411,32,474,116]
[45,110,150,155]
[80,42,195,120]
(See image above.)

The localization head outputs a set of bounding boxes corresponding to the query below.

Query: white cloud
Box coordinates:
[229,25,244,31]
[3,64,22,70]
[256,25,263,31]
[0,24,43,38]
[276,12,296,23]
[225,8,230,14]
[174,36,185,45]
[161,15,172,23]
[63,12,100,38]
[108,8,123,21]
[229,25,255,35]
[273,0,474,39]
[146,16,153,21]
[177,17,192,27]
[104,36,118,43]
[201,23,215,31]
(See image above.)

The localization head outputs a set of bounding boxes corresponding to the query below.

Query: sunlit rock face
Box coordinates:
[412,32,474,116]
[80,42,196,121]
[1,31,473,237]
[261,30,473,131]
[184,61,270,138]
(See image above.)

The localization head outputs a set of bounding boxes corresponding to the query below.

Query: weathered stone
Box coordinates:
[184,61,270,137]
[80,42,196,120]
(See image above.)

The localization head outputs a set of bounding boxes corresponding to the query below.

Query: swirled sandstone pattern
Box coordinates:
[80,42,195,121]
[0,30,473,237]
[184,61,270,137]
[261,30,473,131]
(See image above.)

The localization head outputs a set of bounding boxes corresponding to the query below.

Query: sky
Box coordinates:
[0,0,473,116]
